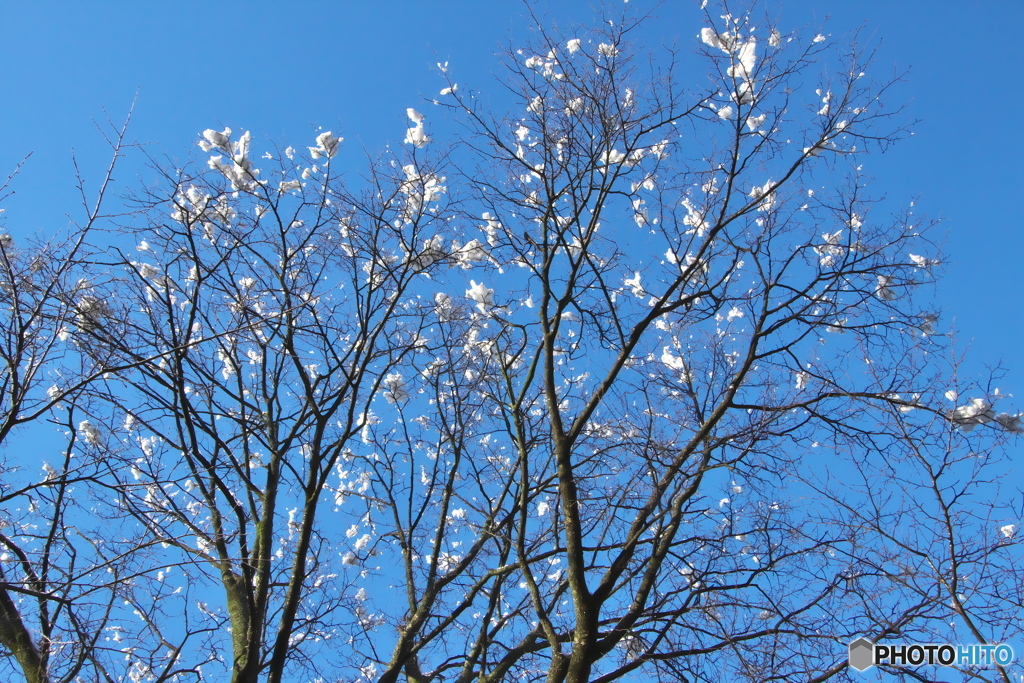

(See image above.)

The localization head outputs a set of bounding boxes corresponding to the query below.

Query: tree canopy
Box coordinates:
[0,4,1020,683]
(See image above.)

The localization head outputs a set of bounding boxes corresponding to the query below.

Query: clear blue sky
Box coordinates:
[1,0,1020,393]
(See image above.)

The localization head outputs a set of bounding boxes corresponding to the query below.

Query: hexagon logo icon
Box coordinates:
[848,638,875,672]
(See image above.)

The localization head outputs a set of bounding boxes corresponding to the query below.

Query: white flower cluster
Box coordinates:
[701,22,757,113]
[309,131,341,159]
[397,164,446,226]
[78,420,101,445]
[523,48,564,80]
[383,373,408,404]
[404,108,430,148]
[76,294,111,328]
[946,392,1022,433]
[171,187,235,244]
[199,127,258,191]
[465,280,494,312]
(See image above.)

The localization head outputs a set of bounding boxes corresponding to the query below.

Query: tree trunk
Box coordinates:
[0,585,48,683]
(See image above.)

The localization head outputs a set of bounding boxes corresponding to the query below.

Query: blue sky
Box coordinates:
[0,0,1020,391]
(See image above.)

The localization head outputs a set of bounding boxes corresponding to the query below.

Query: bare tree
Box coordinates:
[4,3,1020,683]
[0,118,146,683]
[335,5,1022,683]
[77,122,457,682]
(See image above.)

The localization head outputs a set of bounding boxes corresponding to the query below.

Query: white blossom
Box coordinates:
[731,81,754,105]
[217,348,238,380]
[198,127,231,153]
[434,292,455,321]
[660,347,688,372]
[817,89,832,117]
[204,129,256,191]
[309,131,342,159]
[700,28,723,50]
[436,551,461,574]
[909,253,939,268]
[624,272,645,297]
[383,373,408,404]
[727,37,756,80]
[995,413,1023,433]
[42,462,58,481]
[480,212,502,246]
[465,280,494,311]
[749,180,775,212]
[746,113,766,131]
[875,275,897,301]
[404,109,430,148]
[78,420,101,445]
[947,398,995,432]
[455,238,489,268]
[632,198,648,228]
[814,230,845,267]
[682,198,708,235]
[601,148,625,168]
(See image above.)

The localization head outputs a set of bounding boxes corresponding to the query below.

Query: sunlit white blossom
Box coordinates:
[383,373,409,404]
[624,272,645,297]
[309,131,342,159]
[875,275,897,301]
[909,253,939,268]
[404,109,431,147]
[198,127,231,153]
[465,280,494,311]
[947,397,994,432]
[78,420,101,445]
